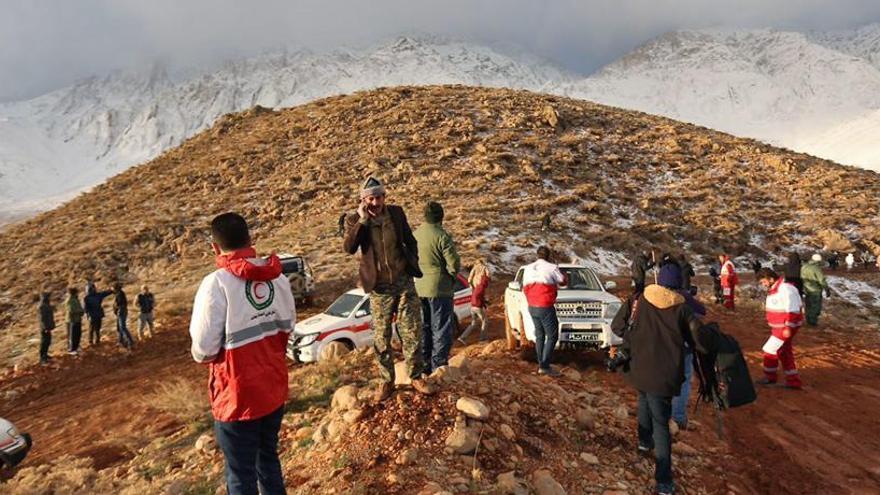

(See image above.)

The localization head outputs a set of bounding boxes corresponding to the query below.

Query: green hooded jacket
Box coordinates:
[413,222,461,298]
[800,261,828,295]
[67,295,85,323]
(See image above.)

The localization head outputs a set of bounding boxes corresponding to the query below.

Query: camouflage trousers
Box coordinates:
[370,276,425,383]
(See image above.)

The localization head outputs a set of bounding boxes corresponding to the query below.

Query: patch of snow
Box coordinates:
[827,276,880,308]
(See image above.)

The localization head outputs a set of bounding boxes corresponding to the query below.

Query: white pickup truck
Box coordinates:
[288,274,473,363]
[504,263,623,350]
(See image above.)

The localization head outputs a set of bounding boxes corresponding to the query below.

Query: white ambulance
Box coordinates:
[288,274,473,363]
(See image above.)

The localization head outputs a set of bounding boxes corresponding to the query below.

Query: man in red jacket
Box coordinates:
[719,254,738,310]
[189,213,296,495]
[756,268,803,389]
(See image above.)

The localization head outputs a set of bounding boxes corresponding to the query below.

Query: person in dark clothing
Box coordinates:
[828,252,840,271]
[84,285,113,345]
[113,283,134,351]
[136,285,156,340]
[782,253,804,297]
[66,287,85,354]
[679,255,695,292]
[611,268,699,495]
[38,292,55,364]
[656,264,705,430]
[751,259,762,275]
[631,252,655,294]
[541,213,552,232]
[708,261,723,304]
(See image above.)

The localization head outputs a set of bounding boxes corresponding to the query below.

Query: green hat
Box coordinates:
[424,201,444,224]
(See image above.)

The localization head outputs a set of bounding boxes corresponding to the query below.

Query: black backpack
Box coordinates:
[694,322,757,410]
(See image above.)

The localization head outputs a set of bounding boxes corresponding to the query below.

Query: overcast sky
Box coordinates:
[2,0,879,102]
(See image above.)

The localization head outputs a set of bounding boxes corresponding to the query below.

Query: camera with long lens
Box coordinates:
[605,347,631,372]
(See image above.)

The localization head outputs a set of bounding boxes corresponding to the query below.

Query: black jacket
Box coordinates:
[681,262,695,290]
[611,284,698,397]
[782,254,804,296]
[631,254,654,287]
[136,293,155,313]
[38,295,55,332]
[114,290,128,315]
[84,289,113,320]
[343,204,422,293]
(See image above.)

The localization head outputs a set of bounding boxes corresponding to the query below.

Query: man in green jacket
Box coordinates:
[414,201,461,374]
[66,287,85,355]
[801,253,831,326]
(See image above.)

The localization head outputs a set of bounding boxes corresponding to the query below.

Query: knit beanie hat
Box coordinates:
[360,176,386,199]
[811,253,822,262]
[658,263,682,289]
[424,201,444,224]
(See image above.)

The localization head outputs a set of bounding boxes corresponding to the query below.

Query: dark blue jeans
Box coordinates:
[215,406,286,495]
[421,297,454,373]
[116,311,133,349]
[528,306,559,370]
[637,391,674,493]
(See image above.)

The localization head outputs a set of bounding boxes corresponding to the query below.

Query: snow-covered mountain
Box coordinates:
[571,27,880,167]
[0,36,576,217]
[2,26,880,219]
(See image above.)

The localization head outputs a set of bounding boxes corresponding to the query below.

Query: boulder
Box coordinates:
[496,471,530,495]
[580,452,599,465]
[673,441,699,456]
[456,397,490,420]
[499,423,516,441]
[331,385,360,411]
[448,353,471,371]
[445,425,480,454]
[531,469,567,495]
[561,368,581,381]
[575,408,595,430]
[343,408,365,424]
[195,434,215,453]
[396,448,419,465]
[319,341,351,361]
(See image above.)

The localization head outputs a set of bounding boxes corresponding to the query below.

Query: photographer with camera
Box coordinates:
[611,263,699,495]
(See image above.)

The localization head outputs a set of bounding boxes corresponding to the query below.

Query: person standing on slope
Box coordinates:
[84,284,113,346]
[189,212,296,495]
[414,201,461,375]
[756,268,803,389]
[719,254,738,310]
[845,252,855,271]
[631,252,655,295]
[523,246,567,376]
[343,176,433,401]
[66,287,85,355]
[112,283,134,351]
[801,254,831,327]
[38,292,55,365]
[782,252,805,298]
[459,259,491,344]
[136,285,156,340]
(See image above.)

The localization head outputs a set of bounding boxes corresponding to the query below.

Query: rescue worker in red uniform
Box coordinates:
[719,254,738,310]
[756,268,803,389]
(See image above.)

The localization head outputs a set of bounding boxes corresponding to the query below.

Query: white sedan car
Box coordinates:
[288,274,473,363]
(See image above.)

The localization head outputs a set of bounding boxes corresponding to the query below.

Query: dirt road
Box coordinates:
[2,276,879,493]
[0,317,202,471]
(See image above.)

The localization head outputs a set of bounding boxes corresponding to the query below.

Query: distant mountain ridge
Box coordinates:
[1,25,879,218]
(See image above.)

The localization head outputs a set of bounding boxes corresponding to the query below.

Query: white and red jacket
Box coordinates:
[765,277,803,337]
[720,256,738,288]
[189,248,296,422]
[522,259,566,308]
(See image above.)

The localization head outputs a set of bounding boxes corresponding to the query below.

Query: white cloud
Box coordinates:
[1,0,879,101]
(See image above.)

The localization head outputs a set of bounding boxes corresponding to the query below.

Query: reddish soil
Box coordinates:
[0,317,201,472]
[2,275,879,494]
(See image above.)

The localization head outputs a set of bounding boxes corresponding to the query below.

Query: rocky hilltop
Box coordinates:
[1,85,879,365]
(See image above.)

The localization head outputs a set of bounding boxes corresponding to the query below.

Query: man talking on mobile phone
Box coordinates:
[343,176,434,402]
